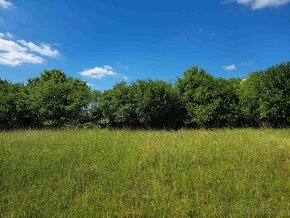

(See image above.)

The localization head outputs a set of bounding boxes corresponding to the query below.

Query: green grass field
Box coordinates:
[1,129,290,217]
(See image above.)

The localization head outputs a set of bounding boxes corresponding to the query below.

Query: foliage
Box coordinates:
[97,80,183,129]
[0,80,34,129]
[1,62,290,129]
[258,63,290,127]
[213,78,241,127]
[26,69,91,128]
[133,80,183,129]
[176,66,215,127]
[240,62,290,127]
[239,72,265,126]
[97,81,138,128]
[176,66,240,128]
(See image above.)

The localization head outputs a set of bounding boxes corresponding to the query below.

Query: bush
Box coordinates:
[1,62,290,129]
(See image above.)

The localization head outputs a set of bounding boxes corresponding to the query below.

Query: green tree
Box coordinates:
[98,82,138,128]
[176,66,219,128]
[176,66,242,128]
[239,72,264,126]
[87,90,103,125]
[133,80,183,129]
[240,62,290,127]
[97,80,183,129]
[214,78,241,127]
[0,80,35,129]
[1,62,289,129]
[27,69,91,127]
[259,62,290,127]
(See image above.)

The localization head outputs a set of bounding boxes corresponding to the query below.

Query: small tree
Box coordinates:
[176,66,219,128]
[0,80,35,129]
[98,82,138,128]
[27,69,91,127]
[133,80,183,129]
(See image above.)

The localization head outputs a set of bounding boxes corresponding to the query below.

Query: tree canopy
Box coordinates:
[1,62,289,129]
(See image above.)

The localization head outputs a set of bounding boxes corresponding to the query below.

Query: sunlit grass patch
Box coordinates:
[0,129,289,217]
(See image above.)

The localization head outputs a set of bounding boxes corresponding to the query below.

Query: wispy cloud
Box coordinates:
[6,32,13,38]
[223,64,237,71]
[0,38,26,53]
[18,40,59,57]
[240,61,254,66]
[194,27,217,38]
[197,27,203,33]
[0,35,59,66]
[79,65,118,79]
[0,0,13,9]
[0,32,13,39]
[117,62,129,70]
[86,82,95,87]
[122,75,129,81]
[223,0,290,9]
[0,51,44,66]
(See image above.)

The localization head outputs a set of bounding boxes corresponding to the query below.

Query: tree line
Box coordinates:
[1,62,289,129]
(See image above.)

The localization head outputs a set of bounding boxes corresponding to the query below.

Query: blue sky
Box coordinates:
[0,0,290,90]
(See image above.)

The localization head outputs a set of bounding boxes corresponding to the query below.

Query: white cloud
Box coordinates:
[86,82,95,87]
[0,38,26,52]
[6,32,13,38]
[0,36,59,66]
[18,40,59,57]
[224,0,290,9]
[0,32,13,38]
[0,51,44,66]
[103,65,113,71]
[0,0,13,9]
[117,62,129,70]
[223,64,237,71]
[240,61,254,66]
[79,65,118,79]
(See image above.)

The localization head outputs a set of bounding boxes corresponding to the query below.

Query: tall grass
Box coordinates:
[0,129,289,217]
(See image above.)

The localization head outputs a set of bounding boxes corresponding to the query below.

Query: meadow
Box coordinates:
[0,129,290,217]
